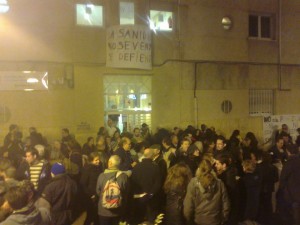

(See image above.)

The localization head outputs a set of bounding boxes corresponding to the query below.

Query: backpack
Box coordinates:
[102,171,122,209]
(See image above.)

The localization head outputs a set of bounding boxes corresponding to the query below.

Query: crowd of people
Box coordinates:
[0,121,300,225]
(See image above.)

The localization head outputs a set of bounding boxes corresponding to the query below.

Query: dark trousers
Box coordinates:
[84,197,99,225]
[99,215,120,225]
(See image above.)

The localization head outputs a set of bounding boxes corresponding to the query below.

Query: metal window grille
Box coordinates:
[249,89,274,116]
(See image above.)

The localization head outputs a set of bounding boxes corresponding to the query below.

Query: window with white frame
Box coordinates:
[249,14,274,39]
[103,75,151,132]
[76,4,103,27]
[149,10,173,31]
[249,89,274,116]
[120,2,134,25]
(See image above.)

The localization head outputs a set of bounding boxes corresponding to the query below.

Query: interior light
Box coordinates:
[116,90,119,94]
[23,71,32,74]
[27,78,39,83]
[0,0,9,14]
[24,89,34,92]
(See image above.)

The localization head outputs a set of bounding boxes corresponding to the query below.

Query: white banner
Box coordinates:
[263,114,300,144]
[106,25,152,70]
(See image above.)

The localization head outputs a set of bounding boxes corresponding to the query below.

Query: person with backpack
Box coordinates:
[96,155,130,225]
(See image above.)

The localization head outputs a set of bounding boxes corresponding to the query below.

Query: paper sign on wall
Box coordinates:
[106,25,152,70]
[263,114,300,144]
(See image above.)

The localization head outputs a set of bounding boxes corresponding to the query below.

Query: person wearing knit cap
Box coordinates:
[51,163,65,177]
[41,163,77,225]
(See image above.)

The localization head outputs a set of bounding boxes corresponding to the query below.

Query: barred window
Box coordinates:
[249,89,274,116]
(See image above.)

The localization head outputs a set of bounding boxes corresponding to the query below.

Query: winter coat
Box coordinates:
[165,188,187,225]
[41,174,77,225]
[0,205,47,225]
[184,177,230,225]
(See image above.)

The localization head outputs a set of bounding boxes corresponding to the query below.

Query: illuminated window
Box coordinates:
[76,4,103,27]
[149,10,173,31]
[104,75,152,132]
[120,2,134,25]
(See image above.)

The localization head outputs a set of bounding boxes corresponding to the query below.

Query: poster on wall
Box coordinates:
[106,25,152,70]
[263,114,300,144]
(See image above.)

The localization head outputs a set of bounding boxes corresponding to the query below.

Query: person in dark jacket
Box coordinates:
[41,163,77,225]
[96,155,130,225]
[130,148,162,224]
[114,137,136,171]
[215,153,239,225]
[183,159,230,225]
[241,160,262,222]
[164,163,192,225]
[80,152,103,225]
[278,144,300,225]
[82,137,95,156]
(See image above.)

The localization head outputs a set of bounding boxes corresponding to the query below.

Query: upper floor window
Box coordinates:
[149,10,173,32]
[76,4,103,27]
[249,14,274,39]
[120,2,134,25]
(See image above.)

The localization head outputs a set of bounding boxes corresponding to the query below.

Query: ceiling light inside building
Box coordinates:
[0,0,9,14]
[27,78,39,83]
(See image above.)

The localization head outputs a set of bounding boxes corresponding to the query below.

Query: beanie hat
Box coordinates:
[51,163,65,175]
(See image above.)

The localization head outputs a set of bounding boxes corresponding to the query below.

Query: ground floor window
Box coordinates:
[103,75,151,132]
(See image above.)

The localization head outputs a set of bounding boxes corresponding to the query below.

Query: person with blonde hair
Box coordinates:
[164,163,192,225]
[183,159,230,225]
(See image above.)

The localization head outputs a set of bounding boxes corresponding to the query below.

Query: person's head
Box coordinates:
[282,124,289,133]
[34,144,45,160]
[133,128,140,137]
[113,130,121,139]
[200,124,207,132]
[25,148,39,165]
[53,140,61,150]
[61,128,69,138]
[162,136,172,147]
[120,137,131,151]
[196,159,215,189]
[149,144,161,158]
[250,149,263,163]
[230,129,240,139]
[143,148,154,159]
[87,137,94,146]
[214,154,230,174]
[164,163,192,193]
[96,135,105,146]
[108,155,121,169]
[180,138,191,152]
[276,136,284,149]
[171,134,178,146]
[29,127,37,134]
[107,119,113,127]
[188,144,201,157]
[88,152,100,166]
[243,132,258,148]
[4,186,28,210]
[51,163,65,177]
[206,139,215,152]
[281,132,290,144]
[18,180,35,202]
[216,135,226,151]
[242,160,256,173]
[9,124,18,133]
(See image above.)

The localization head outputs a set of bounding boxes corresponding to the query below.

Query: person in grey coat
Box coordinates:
[184,159,230,225]
[96,155,130,225]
